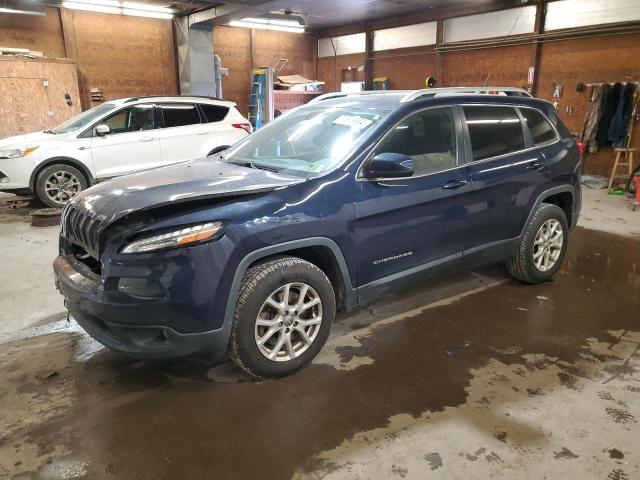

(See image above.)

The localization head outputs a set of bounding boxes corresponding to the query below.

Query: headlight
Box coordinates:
[0,146,38,159]
[121,222,223,254]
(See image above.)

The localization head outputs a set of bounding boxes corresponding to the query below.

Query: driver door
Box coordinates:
[354,106,472,296]
[90,104,161,178]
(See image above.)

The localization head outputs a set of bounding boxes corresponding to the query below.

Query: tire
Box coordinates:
[228,256,336,379]
[35,164,88,208]
[506,203,569,284]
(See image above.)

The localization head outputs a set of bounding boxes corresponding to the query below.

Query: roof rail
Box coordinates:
[124,95,223,103]
[400,87,532,103]
[307,90,412,104]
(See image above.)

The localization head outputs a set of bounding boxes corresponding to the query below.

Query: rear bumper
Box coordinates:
[53,255,231,359]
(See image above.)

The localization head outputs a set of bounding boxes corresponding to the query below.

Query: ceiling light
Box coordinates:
[0,7,46,16]
[62,1,174,19]
[229,18,305,33]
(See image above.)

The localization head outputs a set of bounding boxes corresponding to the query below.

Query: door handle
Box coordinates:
[442,179,468,190]
[196,130,209,135]
[140,136,154,142]
[527,161,544,171]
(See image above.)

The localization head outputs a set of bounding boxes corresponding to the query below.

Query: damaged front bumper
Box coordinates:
[53,255,231,359]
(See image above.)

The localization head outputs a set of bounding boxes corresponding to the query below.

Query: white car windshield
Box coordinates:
[49,102,118,134]
[222,106,389,175]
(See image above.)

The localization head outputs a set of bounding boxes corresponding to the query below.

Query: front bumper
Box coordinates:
[0,158,33,190]
[53,255,232,359]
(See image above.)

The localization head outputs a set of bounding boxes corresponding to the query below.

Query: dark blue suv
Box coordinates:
[54,90,581,378]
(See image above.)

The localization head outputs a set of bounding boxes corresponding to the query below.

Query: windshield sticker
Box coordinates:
[332,115,373,131]
[306,162,324,172]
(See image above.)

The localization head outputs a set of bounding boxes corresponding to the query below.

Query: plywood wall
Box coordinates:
[214,26,316,116]
[60,9,177,107]
[0,58,82,139]
[0,4,66,58]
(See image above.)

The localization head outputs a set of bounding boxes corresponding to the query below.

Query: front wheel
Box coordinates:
[507,203,568,284]
[227,257,336,379]
[35,164,88,208]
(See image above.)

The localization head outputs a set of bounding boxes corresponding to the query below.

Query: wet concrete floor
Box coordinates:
[1,227,639,479]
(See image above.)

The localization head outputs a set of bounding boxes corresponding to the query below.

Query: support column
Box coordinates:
[176,17,216,96]
[364,23,374,90]
[531,0,546,97]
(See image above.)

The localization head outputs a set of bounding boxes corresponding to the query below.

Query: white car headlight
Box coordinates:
[0,146,38,159]
[121,222,223,254]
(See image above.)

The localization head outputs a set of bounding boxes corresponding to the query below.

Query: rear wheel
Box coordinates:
[507,203,568,284]
[227,256,335,379]
[35,164,88,208]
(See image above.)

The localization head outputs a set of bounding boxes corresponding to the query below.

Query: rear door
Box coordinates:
[461,104,550,250]
[354,106,472,288]
[200,104,250,150]
[89,104,161,178]
[157,103,207,165]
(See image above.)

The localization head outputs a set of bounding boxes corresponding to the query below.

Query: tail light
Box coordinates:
[232,123,253,134]
[577,141,584,156]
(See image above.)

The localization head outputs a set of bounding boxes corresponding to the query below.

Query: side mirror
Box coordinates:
[94,124,111,136]
[363,152,414,179]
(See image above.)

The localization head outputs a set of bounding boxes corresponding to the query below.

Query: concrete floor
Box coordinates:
[0,189,639,479]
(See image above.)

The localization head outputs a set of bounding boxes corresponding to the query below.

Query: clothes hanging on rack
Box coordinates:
[595,83,619,148]
[580,84,605,153]
[608,82,635,147]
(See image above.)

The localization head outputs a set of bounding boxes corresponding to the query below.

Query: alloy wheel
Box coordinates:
[254,282,323,362]
[44,171,81,205]
[533,219,564,272]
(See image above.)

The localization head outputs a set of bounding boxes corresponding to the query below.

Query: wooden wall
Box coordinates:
[0,5,66,57]
[214,26,316,115]
[0,5,177,114]
[0,58,82,138]
[60,9,177,108]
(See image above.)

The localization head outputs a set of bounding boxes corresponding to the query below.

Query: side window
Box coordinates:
[199,104,229,123]
[463,106,525,161]
[100,105,155,134]
[376,107,457,176]
[160,103,201,128]
[520,108,557,145]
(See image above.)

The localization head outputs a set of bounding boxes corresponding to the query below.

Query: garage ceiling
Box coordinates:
[17,0,520,29]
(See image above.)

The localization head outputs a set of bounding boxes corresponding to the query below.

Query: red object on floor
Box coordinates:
[634,175,640,204]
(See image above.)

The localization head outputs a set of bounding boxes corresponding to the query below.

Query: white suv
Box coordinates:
[0,96,252,207]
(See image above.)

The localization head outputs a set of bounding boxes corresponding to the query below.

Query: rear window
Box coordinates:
[199,104,229,123]
[463,106,525,161]
[520,108,557,145]
[160,103,201,128]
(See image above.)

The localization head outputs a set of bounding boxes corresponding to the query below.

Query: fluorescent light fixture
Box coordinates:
[229,17,305,33]
[122,8,172,19]
[62,1,173,19]
[0,7,46,16]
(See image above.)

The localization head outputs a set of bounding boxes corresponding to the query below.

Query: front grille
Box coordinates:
[61,203,103,259]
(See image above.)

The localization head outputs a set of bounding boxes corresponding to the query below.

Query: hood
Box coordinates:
[67,158,305,228]
[0,131,60,148]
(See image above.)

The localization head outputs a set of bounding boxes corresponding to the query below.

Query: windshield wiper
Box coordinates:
[229,160,280,172]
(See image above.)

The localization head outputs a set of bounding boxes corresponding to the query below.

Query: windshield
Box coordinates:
[50,102,118,134]
[222,106,389,175]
